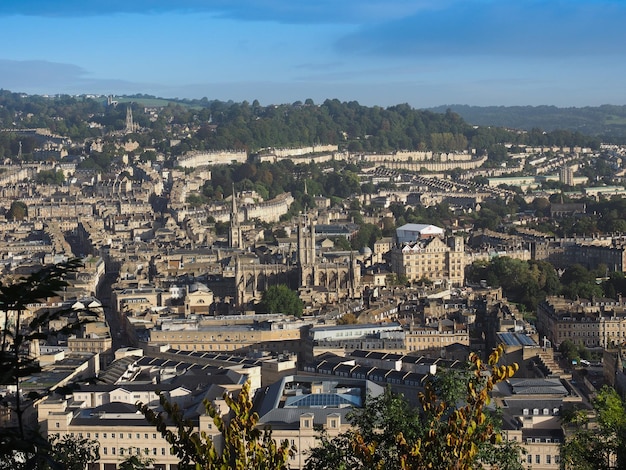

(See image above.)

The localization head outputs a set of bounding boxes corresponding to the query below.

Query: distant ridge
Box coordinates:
[428,104,626,140]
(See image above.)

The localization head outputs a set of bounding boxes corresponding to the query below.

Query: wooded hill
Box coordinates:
[0,90,604,158]
[429,104,626,142]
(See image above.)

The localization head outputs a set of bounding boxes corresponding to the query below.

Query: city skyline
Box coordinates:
[0,0,625,108]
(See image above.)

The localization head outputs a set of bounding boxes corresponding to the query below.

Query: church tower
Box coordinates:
[297,213,316,287]
[125,104,135,134]
[229,185,242,249]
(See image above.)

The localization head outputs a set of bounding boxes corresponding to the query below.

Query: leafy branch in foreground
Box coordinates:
[0,259,100,468]
[306,345,520,470]
[399,346,519,469]
[138,380,296,470]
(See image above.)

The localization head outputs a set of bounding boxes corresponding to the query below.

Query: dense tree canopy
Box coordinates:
[466,257,560,311]
[259,284,304,317]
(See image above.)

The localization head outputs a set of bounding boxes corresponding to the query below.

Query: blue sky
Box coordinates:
[0,0,625,107]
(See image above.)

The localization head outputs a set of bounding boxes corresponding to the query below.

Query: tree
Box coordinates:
[561,386,626,469]
[560,264,603,300]
[0,260,99,468]
[305,346,521,470]
[259,284,304,317]
[559,339,580,363]
[118,454,155,470]
[138,381,296,470]
[336,313,358,325]
[331,236,352,251]
[7,200,27,221]
[48,434,100,470]
[35,170,65,185]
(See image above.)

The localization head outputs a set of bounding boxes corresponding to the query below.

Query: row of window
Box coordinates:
[527,454,560,465]
[65,431,159,440]
[102,447,168,457]
[522,408,559,416]
[407,336,468,343]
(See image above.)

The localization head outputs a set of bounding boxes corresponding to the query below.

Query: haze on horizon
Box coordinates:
[0,0,625,108]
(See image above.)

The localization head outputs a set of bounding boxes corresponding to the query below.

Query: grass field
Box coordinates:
[605,115,626,125]
[115,97,191,107]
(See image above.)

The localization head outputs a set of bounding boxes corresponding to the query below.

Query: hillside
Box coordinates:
[428,104,626,141]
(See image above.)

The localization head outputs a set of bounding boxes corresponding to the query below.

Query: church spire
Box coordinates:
[229,184,242,249]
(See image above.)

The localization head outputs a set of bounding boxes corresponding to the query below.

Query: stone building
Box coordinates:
[389,235,466,286]
[536,296,626,349]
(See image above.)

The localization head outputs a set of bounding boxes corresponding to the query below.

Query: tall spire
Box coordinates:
[229,184,242,249]
[125,104,134,133]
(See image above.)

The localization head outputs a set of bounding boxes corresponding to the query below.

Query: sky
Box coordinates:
[0,0,625,108]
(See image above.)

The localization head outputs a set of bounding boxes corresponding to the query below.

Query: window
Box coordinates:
[55,422,60,428]
[112,448,116,455]
[536,455,540,464]
[144,434,148,439]
[112,433,115,438]
[153,448,157,456]
[162,448,166,455]
[546,455,551,464]
[103,448,107,455]
[153,434,157,439]
[527,455,532,464]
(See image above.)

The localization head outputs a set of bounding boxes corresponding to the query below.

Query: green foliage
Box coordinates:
[259,284,304,317]
[388,202,452,230]
[7,200,27,221]
[305,346,521,470]
[0,260,99,468]
[559,339,581,363]
[186,193,208,207]
[561,386,626,469]
[560,264,604,300]
[34,170,65,185]
[336,313,358,325]
[0,434,100,470]
[431,104,613,142]
[48,434,100,470]
[466,257,559,311]
[138,381,295,470]
[118,454,155,470]
[351,223,382,251]
[331,236,352,251]
[387,274,409,286]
